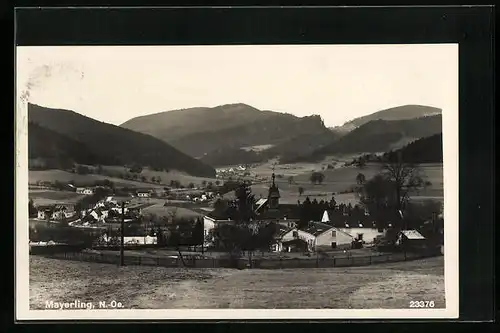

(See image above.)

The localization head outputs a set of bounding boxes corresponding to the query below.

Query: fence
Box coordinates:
[41,250,238,268]
[38,248,441,269]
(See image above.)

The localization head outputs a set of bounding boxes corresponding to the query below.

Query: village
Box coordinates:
[29,168,444,262]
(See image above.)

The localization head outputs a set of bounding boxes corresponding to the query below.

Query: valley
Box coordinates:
[28,101,445,210]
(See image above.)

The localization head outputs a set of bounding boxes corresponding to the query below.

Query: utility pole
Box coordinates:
[399,209,407,259]
[120,201,125,266]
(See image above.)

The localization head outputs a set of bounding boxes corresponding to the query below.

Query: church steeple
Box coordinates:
[268,165,280,209]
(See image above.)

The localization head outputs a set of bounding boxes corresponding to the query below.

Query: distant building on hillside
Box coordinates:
[76,187,94,195]
[137,191,151,198]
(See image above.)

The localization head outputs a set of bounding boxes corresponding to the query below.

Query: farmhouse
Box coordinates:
[396,229,427,249]
[76,187,94,195]
[301,222,353,251]
[271,222,353,253]
[321,209,383,243]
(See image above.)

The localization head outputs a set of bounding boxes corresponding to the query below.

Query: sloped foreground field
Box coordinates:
[30,256,444,309]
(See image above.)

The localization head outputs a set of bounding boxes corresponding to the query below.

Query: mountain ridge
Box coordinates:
[28,103,216,177]
[331,104,442,134]
[292,114,443,162]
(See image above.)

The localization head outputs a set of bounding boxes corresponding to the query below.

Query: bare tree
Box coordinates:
[298,186,305,196]
[380,154,424,212]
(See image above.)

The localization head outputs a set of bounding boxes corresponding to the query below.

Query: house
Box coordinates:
[105,196,118,205]
[51,204,76,220]
[202,210,235,247]
[299,222,353,251]
[36,204,75,220]
[89,208,108,223]
[396,229,427,249]
[76,187,94,195]
[321,209,383,243]
[111,206,129,215]
[137,191,151,198]
[270,225,296,252]
[36,205,55,220]
[271,222,353,252]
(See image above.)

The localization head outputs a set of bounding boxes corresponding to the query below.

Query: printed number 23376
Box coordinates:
[409,301,435,308]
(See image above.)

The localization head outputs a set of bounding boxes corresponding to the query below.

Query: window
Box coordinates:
[331,230,336,237]
[331,242,337,249]
[293,231,298,238]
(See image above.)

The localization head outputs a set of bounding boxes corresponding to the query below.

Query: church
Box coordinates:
[202,173,301,247]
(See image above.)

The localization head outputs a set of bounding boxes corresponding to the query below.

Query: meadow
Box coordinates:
[29,190,86,206]
[29,170,161,188]
[101,166,218,187]
[107,197,203,219]
[226,163,444,205]
[29,167,219,189]
[29,256,445,309]
[141,202,203,219]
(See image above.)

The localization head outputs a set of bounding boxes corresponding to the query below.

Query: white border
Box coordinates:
[15,44,459,321]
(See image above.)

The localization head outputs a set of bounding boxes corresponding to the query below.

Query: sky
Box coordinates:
[16,44,458,127]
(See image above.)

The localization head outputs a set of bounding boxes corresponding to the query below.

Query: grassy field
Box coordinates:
[29,190,86,205]
[123,197,202,219]
[101,166,218,187]
[142,203,203,219]
[29,256,445,309]
[231,163,444,205]
[29,170,163,189]
[29,167,218,189]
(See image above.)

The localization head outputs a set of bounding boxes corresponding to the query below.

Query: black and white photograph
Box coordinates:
[15,44,459,320]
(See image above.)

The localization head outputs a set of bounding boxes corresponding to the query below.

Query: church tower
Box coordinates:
[268,172,280,209]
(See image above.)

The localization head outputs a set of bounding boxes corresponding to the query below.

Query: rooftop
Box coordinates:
[401,229,426,240]
[300,222,333,237]
[274,225,295,239]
